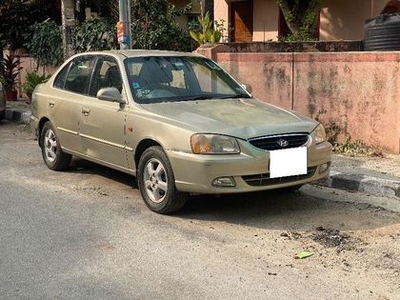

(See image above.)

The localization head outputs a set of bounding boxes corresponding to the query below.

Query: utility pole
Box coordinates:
[118,0,132,49]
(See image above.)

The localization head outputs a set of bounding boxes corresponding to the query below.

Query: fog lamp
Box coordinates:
[319,162,330,174]
[212,177,236,187]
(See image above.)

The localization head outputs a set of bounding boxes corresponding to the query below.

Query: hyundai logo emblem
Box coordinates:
[277,139,289,147]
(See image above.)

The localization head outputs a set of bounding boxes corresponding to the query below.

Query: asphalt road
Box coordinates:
[1,121,400,299]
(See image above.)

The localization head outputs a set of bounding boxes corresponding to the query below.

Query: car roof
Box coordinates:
[72,49,204,59]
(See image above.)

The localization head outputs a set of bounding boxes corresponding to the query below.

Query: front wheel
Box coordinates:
[40,122,71,171]
[137,146,188,214]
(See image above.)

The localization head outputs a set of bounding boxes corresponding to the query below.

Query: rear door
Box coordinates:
[50,55,96,154]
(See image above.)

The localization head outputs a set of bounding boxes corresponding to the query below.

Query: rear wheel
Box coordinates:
[137,146,188,214]
[40,122,71,171]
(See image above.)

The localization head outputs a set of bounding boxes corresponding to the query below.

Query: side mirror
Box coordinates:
[241,83,252,94]
[97,87,125,104]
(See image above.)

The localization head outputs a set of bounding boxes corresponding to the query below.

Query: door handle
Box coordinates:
[82,108,91,116]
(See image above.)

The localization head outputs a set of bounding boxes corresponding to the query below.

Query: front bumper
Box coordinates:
[168,141,332,194]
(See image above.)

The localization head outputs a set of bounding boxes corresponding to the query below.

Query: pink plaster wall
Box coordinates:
[3,50,58,100]
[197,47,400,153]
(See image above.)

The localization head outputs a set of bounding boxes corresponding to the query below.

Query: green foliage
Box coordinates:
[75,18,117,52]
[277,0,321,41]
[279,32,317,42]
[0,0,59,51]
[189,11,224,45]
[314,107,381,156]
[0,54,23,91]
[333,137,377,156]
[22,71,51,94]
[24,19,63,71]
[314,107,342,145]
[130,0,194,51]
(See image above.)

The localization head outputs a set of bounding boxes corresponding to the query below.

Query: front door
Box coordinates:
[79,57,128,170]
[231,0,253,42]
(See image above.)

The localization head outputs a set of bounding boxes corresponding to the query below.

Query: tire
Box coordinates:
[137,146,188,214]
[40,122,72,171]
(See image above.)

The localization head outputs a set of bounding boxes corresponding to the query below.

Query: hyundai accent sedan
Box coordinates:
[31,50,331,214]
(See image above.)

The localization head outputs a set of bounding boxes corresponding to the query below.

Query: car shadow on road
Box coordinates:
[68,157,138,188]
[177,189,400,232]
[65,158,400,233]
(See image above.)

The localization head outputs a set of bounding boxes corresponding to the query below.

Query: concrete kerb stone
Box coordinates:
[315,171,400,200]
[4,108,31,124]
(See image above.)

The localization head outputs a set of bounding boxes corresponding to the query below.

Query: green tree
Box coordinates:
[24,19,63,72]
[0,0,59,51]
[130,0,194,51]
[189,11,224,45]
[277,0,321,41]
[75,18,117,52]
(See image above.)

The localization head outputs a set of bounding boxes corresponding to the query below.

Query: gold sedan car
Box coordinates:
[31,50,331,214]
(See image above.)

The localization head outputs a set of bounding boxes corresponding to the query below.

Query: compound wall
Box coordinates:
[197,45,400,153]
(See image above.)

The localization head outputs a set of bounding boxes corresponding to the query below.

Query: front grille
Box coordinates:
[242,167,316,187]
[248,133,309,151]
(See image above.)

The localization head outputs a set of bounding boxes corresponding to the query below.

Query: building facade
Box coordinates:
[214,0,400,42]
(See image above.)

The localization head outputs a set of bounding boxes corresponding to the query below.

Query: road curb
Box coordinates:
[315,171,400,200]
[5,108,31,124]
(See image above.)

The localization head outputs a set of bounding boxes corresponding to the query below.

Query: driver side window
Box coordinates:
[89,58,122,97]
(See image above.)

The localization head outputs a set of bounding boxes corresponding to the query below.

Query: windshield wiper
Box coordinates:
[218,94,252,99]
[184,94,251,101]
[183,95,217,101]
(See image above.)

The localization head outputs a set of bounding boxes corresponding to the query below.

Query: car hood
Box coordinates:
[141,98,317,139]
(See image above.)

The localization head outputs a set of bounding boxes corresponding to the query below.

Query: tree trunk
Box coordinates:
[277,0,321,38]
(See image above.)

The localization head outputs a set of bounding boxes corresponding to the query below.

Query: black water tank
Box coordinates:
[364,13,400,51]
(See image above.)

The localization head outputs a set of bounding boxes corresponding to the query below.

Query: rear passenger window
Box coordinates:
[53,56,95,95]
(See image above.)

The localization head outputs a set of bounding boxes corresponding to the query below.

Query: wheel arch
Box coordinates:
[134,138,162,169]
[38,117,51,147]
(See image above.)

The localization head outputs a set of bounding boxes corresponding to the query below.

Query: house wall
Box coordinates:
[320,0,370,40]
[196,45,400,153]
[253,0,279,42]
[319,0,389,40]
[214,0,393,41]
[3,50,57,100]
[214,0,229,42]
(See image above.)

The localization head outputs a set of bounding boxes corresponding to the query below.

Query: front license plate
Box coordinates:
[270,147,307,178]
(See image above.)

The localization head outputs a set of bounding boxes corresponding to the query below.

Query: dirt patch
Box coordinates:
[312,226,351,250]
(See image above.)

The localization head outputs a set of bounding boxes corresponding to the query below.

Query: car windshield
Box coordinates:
[124,56,250,103]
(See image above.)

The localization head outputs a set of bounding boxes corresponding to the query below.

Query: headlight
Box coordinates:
[190,134,240,154]
[313,123,327,144]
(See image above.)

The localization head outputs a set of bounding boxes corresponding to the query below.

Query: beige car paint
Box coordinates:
[30,50,332,205]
